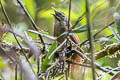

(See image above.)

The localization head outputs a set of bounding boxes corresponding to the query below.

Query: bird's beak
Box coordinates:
[50,7,60,21]
[49,12,55,16]
[51,7,58,15]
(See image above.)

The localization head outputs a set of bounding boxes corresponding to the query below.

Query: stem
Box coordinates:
[85,0,96,79]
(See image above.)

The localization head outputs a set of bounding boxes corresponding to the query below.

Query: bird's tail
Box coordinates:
[70,53,82,80]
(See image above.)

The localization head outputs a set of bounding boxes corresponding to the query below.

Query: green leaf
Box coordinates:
[41,42,57,72]
[71,25,88,33]
[91,0,108,12]
[23,0,36,19]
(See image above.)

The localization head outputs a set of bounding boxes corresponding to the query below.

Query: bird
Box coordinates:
[51,7,84,80]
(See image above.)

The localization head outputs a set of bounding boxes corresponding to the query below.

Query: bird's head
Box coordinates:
[51,7,68,22]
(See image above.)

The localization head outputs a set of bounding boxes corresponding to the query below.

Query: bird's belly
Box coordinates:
[54,25,66,42]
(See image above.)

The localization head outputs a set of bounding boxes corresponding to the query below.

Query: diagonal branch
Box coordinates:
[16,0,45,51]
[80,21,115,47]
[95,43,120,60]
[86,0,96,79]
[72,50,114,76]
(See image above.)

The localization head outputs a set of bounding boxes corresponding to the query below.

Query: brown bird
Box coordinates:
[51,7,84,80]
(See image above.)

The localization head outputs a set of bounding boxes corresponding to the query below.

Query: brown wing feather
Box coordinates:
[70,34,80,44]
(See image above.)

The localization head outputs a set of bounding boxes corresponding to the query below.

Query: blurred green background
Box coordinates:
[0,0,120,80]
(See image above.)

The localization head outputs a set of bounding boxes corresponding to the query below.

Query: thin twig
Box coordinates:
[38,61,59,78]
[72,12,86,29]
[72,50,114,76]
[15,65,17,80]
[94,21,115,38]
[45,71,50,80]
[80,21,115,47]
[72,0,106,29]
[68,0,72,30]
[66,60,91,68]
[16,0,45,50]
[70,40,113,75]
[111,72,120,80]
[48,39,67,59]
[0,45,18,66]
[66,0,72,50]
[17,0,44,73]
[28,30,56,40]
[86,0,96,79]
[58,75,64,80]
[0,42,29,53]
[91,0,106,14]
[97,67,120,80]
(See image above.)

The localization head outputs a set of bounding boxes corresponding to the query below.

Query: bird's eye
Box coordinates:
[61,13,65,17]
[61,14,64,17]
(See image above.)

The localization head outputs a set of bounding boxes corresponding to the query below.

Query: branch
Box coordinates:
[16,0,45,51]
[111,72,120,80]
[66,60,91,68]
[80,21,115,47]
[72,50,114,76]
[86,0,96,79]
[0,42,29,53]
[95,43,120,60]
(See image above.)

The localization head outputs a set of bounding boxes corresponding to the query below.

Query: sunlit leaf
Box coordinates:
[41,42,57,72]
[23,0,36,19]
[91,0,108,12]
[71,25,87,33]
